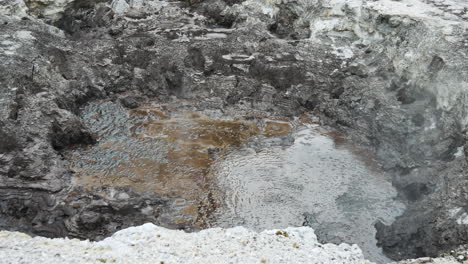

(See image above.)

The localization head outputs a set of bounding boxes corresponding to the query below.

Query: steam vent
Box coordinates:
[0,0,467,263]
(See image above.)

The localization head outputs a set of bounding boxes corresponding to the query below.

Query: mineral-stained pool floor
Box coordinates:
[68,100,292,227]
[69,100,404,263]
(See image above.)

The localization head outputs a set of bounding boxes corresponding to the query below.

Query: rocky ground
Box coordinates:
[0,0,467,262]
[0,223,372,264]
[0,223,466,264]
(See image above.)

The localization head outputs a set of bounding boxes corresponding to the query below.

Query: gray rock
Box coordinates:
[0,0,467,262]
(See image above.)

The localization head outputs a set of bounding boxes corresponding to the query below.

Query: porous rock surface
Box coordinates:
[0,223,372,264]
[0,0,467,262]
[0,223,466,264]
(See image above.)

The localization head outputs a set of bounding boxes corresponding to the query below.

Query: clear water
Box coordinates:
[212,125,405,263]
[70,101,404,263]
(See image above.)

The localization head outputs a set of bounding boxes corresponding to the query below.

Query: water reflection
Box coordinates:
[69,101,403,263]
[69,101,292,228]
[212,126,405,263]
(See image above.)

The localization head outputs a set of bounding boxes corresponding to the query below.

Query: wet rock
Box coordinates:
[0,0,467,262]
[0,129,19,154]
[119,96,141,109]
[49,112,95,151]
[268,1,311,40]
[78,211,104,230]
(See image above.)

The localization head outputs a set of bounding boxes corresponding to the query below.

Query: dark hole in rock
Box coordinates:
[401,183,431,202]
[331,87,345,99]
[192,0,236,28]
[267,5,310,40]
[396,87,416,104]
[185,47,206,71]
[411,113,425,127]
[50,122,96,151]
[428,56,445,74]
[0,130,19,153]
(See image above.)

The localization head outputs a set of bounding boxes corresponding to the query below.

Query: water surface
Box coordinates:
[69,101,404,263]
[212,125,405,263]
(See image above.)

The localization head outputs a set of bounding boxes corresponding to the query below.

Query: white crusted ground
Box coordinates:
[1,224,467,264]
[0,224,372,264]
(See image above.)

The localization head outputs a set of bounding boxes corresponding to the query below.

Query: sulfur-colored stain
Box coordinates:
[275,231,289,238]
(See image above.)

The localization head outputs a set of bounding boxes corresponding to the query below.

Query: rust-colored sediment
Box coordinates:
[72,109,268,228]
[262,121,292,137]
[325,130,347,146]
[324,130,381,173]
